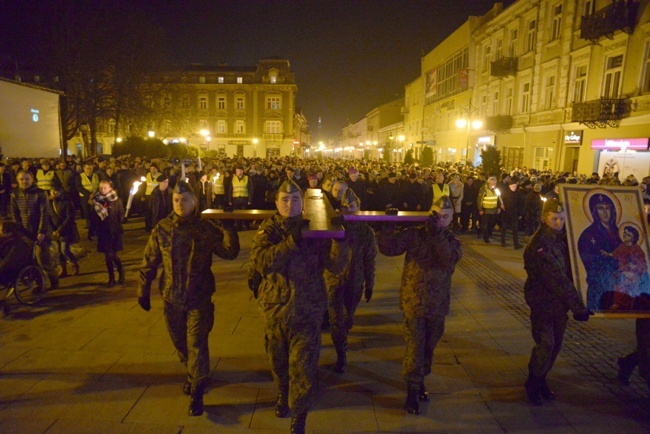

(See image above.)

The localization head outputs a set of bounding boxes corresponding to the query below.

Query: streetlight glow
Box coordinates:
[148,130,155,138]
[471,120,483,130]
[456,119,467,129]
[200,129,209,137]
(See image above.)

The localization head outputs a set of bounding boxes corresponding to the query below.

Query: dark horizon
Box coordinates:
[1,0,515,141]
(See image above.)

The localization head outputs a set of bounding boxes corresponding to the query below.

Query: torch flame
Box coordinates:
[130,178,144,195]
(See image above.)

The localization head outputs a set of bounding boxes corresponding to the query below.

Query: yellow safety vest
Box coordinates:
[481,188,498,209]
[145,172,159,196]
[36,169,55,191]
[79,172,99,197]
[232,175,249,198]
[213,176,225,195]
[432,183,450,202]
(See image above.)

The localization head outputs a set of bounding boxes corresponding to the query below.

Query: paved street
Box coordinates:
[0,218,648,433]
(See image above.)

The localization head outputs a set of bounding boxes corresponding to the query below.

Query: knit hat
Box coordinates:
[156,174,168,183]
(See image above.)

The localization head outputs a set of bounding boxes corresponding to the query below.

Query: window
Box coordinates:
[573,65,588,103]
[237,76,243,84]
[270,76,277,84]
[199,96,208,110]
[199,119,208,129]
[509,29,518,56]
[217,96,226,110]
[199,76,206,84]
[218,76,224,83]
[603,54,624,98]
[424,47,469,105]
[526,19,536,52]
[551,3,563,41]
[642,43,650,93]
[180,95,190,109]
[236,96,245,110]
[545,75,556,109]
[505,87,514,115]
[483,45,491,72]
[108,120,116,134]
[235,120,245,134]
[267,96,281,110]
[481,94,488,118]
[217,120,226,134]
[583,0,595,16]
[495,38,503,61]
[521,82,531,113]
[492,91,500,115]
[266,120,282,134]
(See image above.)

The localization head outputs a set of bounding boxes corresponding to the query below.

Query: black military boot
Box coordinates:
[405,384,420,415]
[188,384,204,416]
[618,352,638,385]
[524,375,543,406]
[274,386,289,418]
[290,412,307,434]
[418,383,430,402]
[106,274,115,288]
[117,262,125,285]
[539,375,555,400]
[334,350,347,373]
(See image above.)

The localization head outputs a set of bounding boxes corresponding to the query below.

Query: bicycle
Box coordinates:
[0,244,48,314]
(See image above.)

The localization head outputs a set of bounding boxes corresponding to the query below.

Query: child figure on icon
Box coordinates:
[603,225,649,310]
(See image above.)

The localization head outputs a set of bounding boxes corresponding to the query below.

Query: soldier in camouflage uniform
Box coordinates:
[325,188,377,373]
[523,198,590,405]
[137,181,240,416]
[378,195,462,415]
[249,180,348,434]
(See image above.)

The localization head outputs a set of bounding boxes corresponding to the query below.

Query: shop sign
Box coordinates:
[564,130,582,145]
[590,138,649,151]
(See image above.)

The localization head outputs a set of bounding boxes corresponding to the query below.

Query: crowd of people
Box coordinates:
[1,153,650,433]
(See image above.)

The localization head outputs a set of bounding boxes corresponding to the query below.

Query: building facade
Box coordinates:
[473,0,650,179]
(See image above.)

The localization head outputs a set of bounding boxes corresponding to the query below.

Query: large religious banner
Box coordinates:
[562,185,650,317]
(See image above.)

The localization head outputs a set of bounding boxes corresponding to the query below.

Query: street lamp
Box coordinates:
[456,104,483,165]
[148,130,155,138]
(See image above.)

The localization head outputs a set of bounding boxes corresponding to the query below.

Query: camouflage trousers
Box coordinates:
[402,315,445,385]
[164,301,215,388]
[328,282,363,351]
[527,309,567,377]
[265,318,322,414]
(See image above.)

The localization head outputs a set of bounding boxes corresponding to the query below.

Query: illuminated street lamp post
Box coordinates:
[456,103,483,166]
[148,130,155,138]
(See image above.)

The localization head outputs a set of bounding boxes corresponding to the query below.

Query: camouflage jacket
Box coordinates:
[324,221,377,293]
[138,212,240,308]
[249,213,348,325]
[524,224,587,316]
[378,221,461,318]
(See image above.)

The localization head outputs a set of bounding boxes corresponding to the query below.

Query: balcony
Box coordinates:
[490,57,518,79]
[580,1,639,43]
[486,115,513,132]
[571,98,630,128]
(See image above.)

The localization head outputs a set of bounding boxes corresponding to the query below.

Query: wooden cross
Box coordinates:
[201,188,431,238]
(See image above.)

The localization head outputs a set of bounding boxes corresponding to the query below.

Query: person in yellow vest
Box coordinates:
[211,167,225,209]
[76,162,100,240]
[143,163,160,232]
[36,160,58,194]
[476,176,500,243]
[227,164,253,231]
[430,172,450,208]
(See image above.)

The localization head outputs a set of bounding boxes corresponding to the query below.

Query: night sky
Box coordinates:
[2,0,515,140]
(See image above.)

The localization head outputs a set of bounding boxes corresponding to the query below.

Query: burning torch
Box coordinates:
[125,176,145,218]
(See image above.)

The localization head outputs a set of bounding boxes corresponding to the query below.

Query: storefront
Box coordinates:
[560,130,583,173]
[591,137,650,180]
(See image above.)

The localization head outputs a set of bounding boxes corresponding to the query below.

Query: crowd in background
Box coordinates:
[2,153,649,238]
